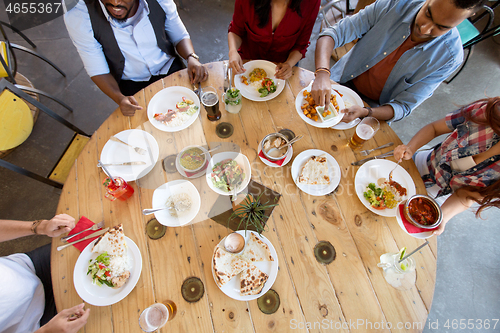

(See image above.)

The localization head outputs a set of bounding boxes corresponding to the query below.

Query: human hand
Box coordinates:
[228,50,245,75]
[311,73,331,107]
[38,303,90,333]
[119,96,143,117]
[340,105,367,123]
[433,221,446,235]
[394,144,413,162]
[39,214,76,238]
[187,57,208,85]
[275,62,292,80]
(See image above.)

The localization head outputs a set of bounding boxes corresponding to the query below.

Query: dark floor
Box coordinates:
[1,1,500,332]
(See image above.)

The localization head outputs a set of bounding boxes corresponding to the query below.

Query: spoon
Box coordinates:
[277,135,303,150]
[203,144,222,156]
[142,207,168,215]
[97,160,117,186]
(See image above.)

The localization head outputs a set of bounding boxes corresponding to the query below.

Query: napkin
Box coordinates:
[65,216,103,252]
[185,159,209,177]
[258,149,286,166]
[398,204,439,234]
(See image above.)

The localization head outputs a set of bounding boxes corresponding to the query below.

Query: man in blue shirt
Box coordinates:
[312,0,485,122]
[65,0,207,116]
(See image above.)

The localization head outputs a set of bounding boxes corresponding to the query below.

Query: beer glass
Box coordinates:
[348,116,380,149]
[201,86,221,121]
[139,301,177,332]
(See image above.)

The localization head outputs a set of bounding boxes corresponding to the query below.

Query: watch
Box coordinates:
[187,52,199,60]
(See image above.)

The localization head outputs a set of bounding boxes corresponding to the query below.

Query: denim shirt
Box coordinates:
[319,0,463,122]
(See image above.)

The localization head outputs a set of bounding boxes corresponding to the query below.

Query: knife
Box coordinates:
[223,61,229,93]
[57,227,109,251]
[351,150,395,166]
[102,161,146,166]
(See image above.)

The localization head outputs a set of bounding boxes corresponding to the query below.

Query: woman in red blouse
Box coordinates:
[228,0,320,80]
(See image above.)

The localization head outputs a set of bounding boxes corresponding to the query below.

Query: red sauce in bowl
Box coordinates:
[408,197,438,225]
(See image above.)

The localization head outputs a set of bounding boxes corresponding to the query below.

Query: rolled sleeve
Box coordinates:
[158,0,190,46]
[64,2,110,77]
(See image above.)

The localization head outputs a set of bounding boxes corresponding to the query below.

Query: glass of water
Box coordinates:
[139,301,177,332]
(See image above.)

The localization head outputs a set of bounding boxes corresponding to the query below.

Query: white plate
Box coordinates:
[291,149,341,196]
[206,152,251,195]
[295,86,345,128]
[395,203,434,239]
[152,180,201,227]
[354,159,417,217]
[330,85,363,130]
[73,237,142,307]
[147,86,200,132]
[257,139,293,168]
[211,230,278,301]
[100,129,159,182]
[234,60,286,102]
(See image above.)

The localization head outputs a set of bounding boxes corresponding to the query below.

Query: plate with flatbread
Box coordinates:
[291,149,341,196]
[73,225,142,306]
[211,230,278,301]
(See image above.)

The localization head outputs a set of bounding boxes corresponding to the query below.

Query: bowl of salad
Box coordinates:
[206,152,251,195]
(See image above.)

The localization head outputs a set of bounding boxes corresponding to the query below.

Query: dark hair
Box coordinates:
[251,0,303,28]
[451,0,486,10]
[460,97,500,217]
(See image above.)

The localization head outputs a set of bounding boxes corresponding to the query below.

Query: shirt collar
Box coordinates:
[98,0,149,27]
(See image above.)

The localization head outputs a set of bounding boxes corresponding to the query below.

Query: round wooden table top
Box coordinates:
[52,62,436,333]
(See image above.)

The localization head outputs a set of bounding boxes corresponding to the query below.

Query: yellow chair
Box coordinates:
[0,79,89,188]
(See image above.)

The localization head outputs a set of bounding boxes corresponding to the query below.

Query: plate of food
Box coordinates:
[354,159,416,217]
[100,129,160,182]
[211,231,278,301]
[147,86,200,132]
[295,86,345,128]
[73,225,142,306]
[206,152,251,195]
[291,149,341,196]
[152,180,201,227]
[234,60,286,102]
[330,85,363,130]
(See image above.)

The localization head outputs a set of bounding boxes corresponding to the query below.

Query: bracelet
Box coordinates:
[314,67,331,76]
[31,220,43,235]
[364,107,373,118]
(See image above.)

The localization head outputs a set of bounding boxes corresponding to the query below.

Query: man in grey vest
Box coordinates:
[64,0,207,116]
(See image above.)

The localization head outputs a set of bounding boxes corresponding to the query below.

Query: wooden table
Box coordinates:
[52,62,437,333]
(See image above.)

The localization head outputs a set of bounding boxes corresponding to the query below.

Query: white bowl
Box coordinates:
[206,152,251,195]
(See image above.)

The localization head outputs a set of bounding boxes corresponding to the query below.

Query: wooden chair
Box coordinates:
[0,79,90,188]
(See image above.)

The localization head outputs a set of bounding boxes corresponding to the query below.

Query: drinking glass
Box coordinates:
[102,177,134,201]
[222,89,242,114]
[201,86,221,121]
[348,116,380,149]
[139,301,177,332]
[377,252,416,290]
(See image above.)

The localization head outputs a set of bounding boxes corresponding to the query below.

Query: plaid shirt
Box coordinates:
[424,101,500,196]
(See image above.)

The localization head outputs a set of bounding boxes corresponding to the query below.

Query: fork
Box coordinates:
[388,161,401,182]
[360,142,394,156]
[110,136,147,155]
[61,221,105,242]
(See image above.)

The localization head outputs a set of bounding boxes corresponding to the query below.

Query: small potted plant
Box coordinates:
[228,192,278,235]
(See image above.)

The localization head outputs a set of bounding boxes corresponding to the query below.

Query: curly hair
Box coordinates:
[460,97,500,217]
[251,0,303,28]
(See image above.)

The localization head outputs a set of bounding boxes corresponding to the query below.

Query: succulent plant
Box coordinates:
[228,192,278,235]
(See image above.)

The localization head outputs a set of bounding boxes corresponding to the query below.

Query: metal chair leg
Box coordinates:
[15,84,74,112]
[0,159,63,188]
[11,43,66,77]
[0,21,37,48]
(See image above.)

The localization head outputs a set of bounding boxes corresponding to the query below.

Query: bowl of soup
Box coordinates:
[260,133,290,161]
[403,194,442,229]
[177,146,207,173]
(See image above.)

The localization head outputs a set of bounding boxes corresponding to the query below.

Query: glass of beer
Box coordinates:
[201,86,221,121]
[348,117,380,150]
[139,301,177,332]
